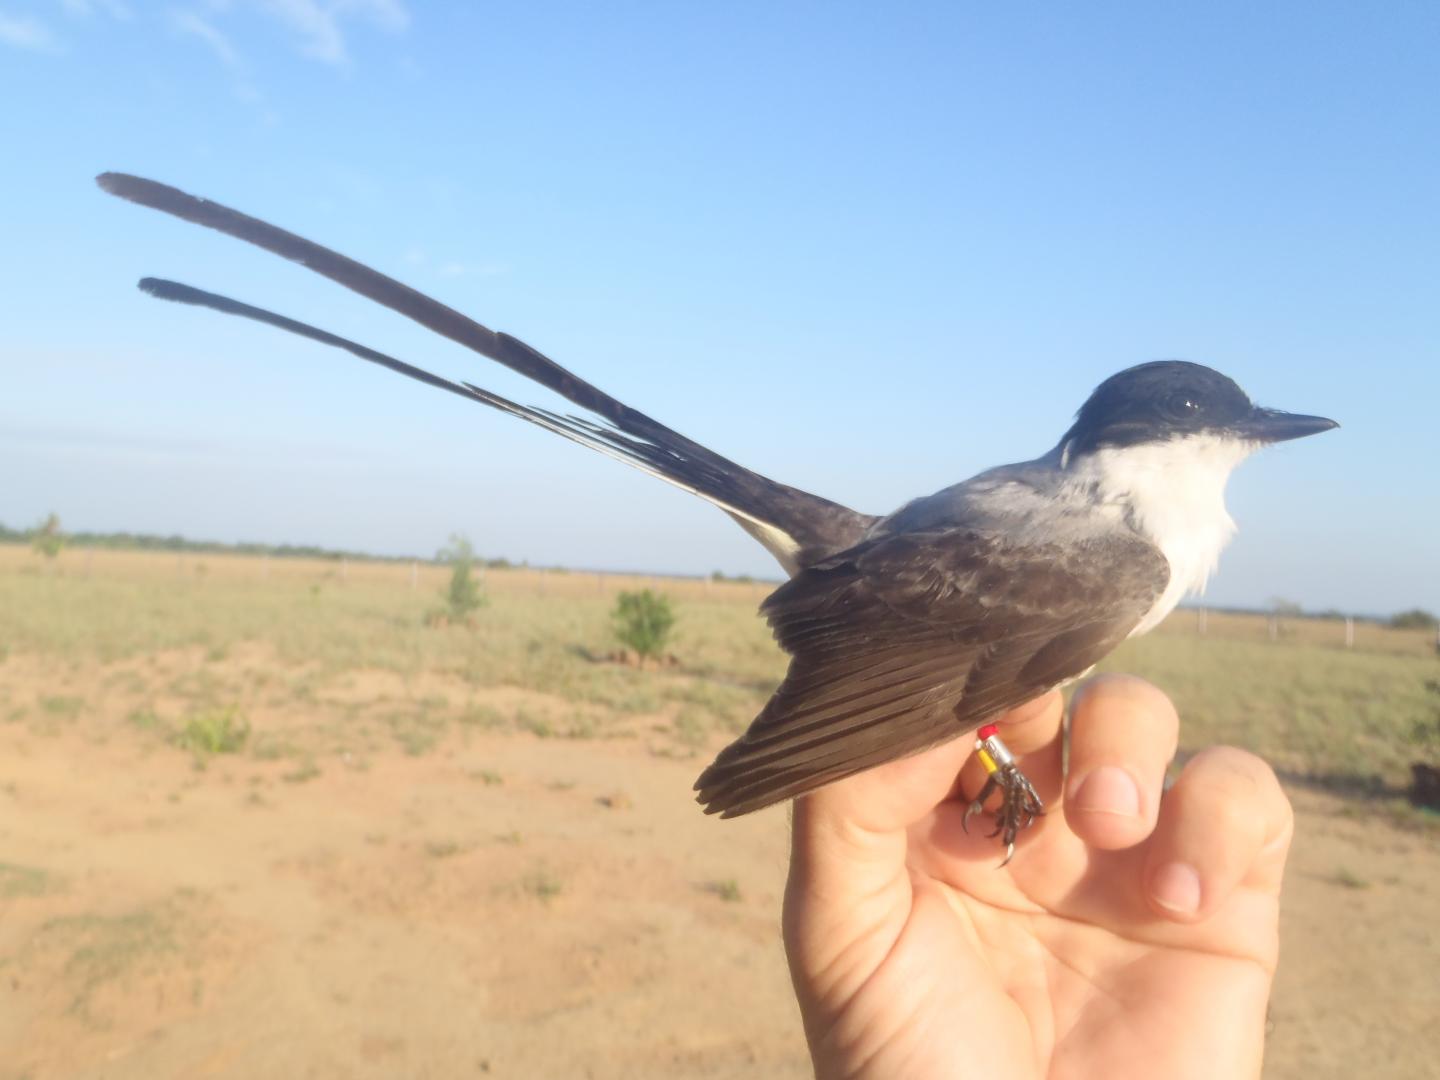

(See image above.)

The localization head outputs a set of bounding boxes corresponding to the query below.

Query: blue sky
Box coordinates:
[1,2,1436,615]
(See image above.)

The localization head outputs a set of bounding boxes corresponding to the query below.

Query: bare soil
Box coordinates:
[1,649,1437,1079]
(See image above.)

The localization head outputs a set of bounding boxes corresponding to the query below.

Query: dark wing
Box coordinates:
[97,174,875,568]
[695,526,1168,816]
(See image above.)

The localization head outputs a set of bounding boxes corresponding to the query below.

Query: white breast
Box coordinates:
[1067,434,1255,636]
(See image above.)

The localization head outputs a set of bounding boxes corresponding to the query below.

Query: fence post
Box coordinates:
[1344,616,1354,648]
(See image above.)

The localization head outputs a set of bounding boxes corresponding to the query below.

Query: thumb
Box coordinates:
[784,693,1060,981]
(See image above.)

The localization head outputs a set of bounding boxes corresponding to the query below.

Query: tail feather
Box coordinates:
[99,173,876,569]
[135,279,819,557]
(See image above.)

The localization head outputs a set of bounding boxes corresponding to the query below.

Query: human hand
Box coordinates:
[783,675,1292,1080]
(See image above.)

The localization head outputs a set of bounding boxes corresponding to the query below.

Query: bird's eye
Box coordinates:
[1163,391,1204,421]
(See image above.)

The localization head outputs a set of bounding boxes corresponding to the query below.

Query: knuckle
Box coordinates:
[1183,746,1288,813]
[1075,672,1162,708]
[1069,674,1179,751]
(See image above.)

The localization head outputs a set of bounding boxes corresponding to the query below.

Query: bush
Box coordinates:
[432,533,486,624]
[31,512,64,559]
[176,706,250,756]
[612,589,676,661]
[1390,609,1438,631]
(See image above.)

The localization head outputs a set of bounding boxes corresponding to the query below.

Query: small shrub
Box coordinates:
[32,513,64,559]
[516,709,552,739]
[458,705,505,729]
[704,878,743,903]
[430,533,487,625]
[522,868,562,901]
[612,589,676,662]
[127,706,165,732]
[176,705,250,756]
[1330,866,1370,890]
[281,757,321,784]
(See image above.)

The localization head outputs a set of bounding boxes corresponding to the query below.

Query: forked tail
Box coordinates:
[97,173,876,571]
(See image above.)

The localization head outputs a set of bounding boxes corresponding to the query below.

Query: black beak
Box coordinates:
[1241,407,1339,444]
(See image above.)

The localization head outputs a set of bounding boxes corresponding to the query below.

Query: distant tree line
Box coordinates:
[0,518,517,568]
[1390,608,1439,631]
[1189,599,1438,631]
[3,517,1431,629]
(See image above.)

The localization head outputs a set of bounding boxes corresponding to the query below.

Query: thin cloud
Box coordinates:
[0,11,61,51]
[171,9,242,69]
[256,0,409,66]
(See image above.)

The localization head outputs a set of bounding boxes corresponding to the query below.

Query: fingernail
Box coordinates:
[1150,861,1202,915]
[1068,766,1141,817]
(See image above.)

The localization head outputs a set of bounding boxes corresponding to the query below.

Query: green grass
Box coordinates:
[127,705,166,732]
[1104,633,1437,791]
[0,862,55,898]
[703,878,743,902]
[0,557,779,719]
[521,867,563,901]
[2,894,195,1019]
[175,705,250,756]
[1330,866,1372,889]
[385,707,446,756]
[1,547,1433,795]
[281,756,322,783]
[39,695,84,718]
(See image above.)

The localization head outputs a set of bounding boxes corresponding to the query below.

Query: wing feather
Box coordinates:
[695,528,1167,816]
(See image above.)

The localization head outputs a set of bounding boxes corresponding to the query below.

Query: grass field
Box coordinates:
[1,544,1437,1078]
[3,545,1433,794]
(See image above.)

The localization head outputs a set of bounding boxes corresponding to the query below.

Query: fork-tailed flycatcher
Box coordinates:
[97,173,1338,855]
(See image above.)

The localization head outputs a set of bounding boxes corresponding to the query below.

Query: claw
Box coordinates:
[998,841,1015,869]
[961,774,997,835]
[967,725,1046,866]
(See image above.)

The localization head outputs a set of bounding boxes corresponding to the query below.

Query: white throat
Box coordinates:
[1069,433,1255,635]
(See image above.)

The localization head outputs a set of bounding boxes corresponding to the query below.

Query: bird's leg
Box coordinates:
[961,723,1045,866]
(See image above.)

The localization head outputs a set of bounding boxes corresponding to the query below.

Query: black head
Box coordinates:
[1061,360,1338,455]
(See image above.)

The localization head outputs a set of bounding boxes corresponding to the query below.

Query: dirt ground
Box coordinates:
[1,649,1437,1079]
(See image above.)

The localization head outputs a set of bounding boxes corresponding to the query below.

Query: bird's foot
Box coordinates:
[961,724,1045,866]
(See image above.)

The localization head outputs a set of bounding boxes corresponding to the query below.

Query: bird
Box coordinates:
[97,172,1338,855]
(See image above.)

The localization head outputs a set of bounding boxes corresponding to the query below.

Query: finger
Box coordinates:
[794,692,1062,901]
[912,692,1067,873]
[951,689,1067,808]
[785,692,1061,1009]
[1063,675,1179,850]
[1142,747,1293,922]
